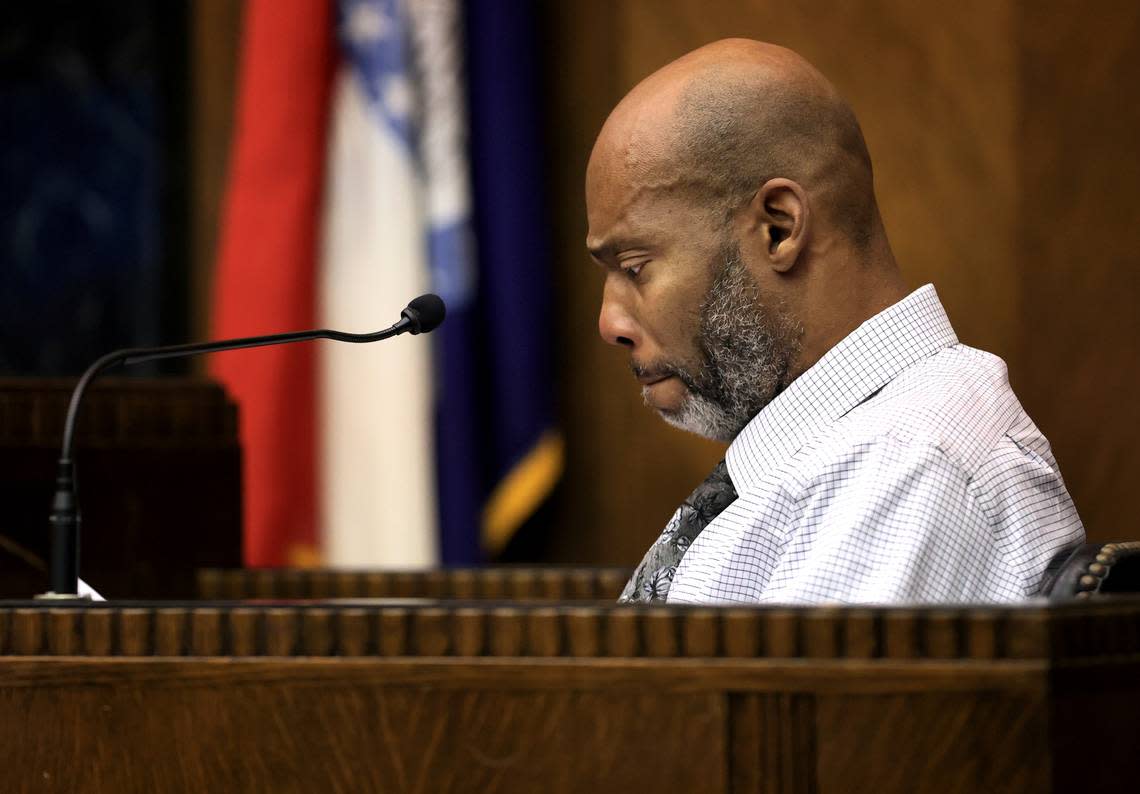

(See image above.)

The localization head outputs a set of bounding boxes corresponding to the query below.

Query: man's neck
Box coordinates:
[788,259,909,385]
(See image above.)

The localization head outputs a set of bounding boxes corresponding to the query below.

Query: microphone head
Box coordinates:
[401,293,446,334]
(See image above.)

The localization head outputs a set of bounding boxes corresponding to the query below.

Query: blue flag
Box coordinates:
[435,0,561,563]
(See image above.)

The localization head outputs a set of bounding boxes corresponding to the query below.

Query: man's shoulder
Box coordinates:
[802,344,1032,479]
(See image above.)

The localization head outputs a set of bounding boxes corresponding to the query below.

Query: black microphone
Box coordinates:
[38,294,447,599]
[400,293,446,334]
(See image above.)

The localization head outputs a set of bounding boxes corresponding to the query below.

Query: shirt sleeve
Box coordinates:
[763,435,1023,603]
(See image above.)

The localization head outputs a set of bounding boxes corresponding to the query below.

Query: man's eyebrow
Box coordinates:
[586,236,643,261]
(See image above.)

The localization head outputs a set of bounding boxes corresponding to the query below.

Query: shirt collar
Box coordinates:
[726,284,958,492]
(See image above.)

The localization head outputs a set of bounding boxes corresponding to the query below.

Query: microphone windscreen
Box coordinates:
[405,293,446,334]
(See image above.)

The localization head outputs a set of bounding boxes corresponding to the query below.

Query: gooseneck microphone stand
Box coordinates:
[39,294,446,599]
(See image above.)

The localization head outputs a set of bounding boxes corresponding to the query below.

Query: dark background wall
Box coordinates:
[0,0,190,375]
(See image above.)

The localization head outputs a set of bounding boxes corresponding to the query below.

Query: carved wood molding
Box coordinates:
[2,600,1137,661]
[196,567,633,601]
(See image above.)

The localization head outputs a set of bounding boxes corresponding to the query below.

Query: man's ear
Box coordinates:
[741,178,809,273]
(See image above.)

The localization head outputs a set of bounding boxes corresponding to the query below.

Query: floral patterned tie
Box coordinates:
[619,460,738,602]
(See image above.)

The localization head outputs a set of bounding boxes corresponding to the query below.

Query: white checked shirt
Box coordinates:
[668,285,1085,604]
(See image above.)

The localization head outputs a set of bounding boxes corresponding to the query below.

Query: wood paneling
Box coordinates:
[730,693,818,794]
[2,600,1139,792]
[815,692,1049,794]
[0,678,724,793]
[189,0,242,343]
[541,1,1140,563]
[1015,3,1140,546]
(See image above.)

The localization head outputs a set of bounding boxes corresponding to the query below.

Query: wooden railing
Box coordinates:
[2,597,1138,792]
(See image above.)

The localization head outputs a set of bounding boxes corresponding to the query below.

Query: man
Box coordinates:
[586,39,1084,603]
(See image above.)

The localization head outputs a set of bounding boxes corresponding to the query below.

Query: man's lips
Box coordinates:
[632,361,680,388]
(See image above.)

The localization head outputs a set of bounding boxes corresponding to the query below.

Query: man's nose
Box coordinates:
[598,279,639,349]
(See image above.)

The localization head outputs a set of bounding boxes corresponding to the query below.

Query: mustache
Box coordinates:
[630,361,677,381]
[630,360,700,391]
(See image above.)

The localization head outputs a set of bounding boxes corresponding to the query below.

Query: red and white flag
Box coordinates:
[211,0,457,567]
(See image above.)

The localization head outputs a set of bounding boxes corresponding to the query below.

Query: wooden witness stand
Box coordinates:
[2,574,1138,793]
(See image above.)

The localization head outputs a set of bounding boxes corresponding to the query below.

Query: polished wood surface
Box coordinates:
[1,599,1138,793]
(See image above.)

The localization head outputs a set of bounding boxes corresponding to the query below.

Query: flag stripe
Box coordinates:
[461,0,560,557]
[319,1,439,567]
[483,430,565,555]
[210,0,335,567]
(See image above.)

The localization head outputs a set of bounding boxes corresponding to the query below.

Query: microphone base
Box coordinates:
[34,591,91,601]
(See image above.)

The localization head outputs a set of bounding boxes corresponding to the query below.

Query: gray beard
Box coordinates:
[653,247,802,442]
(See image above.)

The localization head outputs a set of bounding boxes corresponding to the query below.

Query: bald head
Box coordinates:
[589,39,880,248]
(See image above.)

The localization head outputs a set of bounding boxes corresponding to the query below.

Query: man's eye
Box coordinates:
[622,262,646,279]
